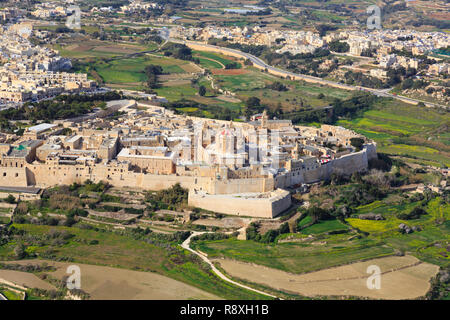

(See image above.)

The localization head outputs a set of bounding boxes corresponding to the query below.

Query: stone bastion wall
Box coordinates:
[188,189,292,218]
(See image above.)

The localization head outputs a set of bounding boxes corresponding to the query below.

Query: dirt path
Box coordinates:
[181,232,279,299]
[215,256,440,299]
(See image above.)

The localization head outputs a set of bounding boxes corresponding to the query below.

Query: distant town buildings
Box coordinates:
[0,24,96,105]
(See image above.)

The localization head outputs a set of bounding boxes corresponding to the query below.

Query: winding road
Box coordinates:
[159,28,447,109]
[181,232,280,299]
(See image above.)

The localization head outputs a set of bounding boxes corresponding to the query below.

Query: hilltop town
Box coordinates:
[0,99,375,217]
[0,0,448,303]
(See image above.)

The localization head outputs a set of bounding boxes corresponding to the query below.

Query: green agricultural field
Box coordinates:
[337,100,450,167]
[213,68,353,110]
[197,57,223,69]
[0,287,22,300]
[346,197,450,267]
[347,197,449,234]
[53,41,157,59]
[155,84,198,101]
[192,237,394,274]
[300,219,349,235]
[193,51,239,68]
[94,55,190,85]
[0,224,267,300]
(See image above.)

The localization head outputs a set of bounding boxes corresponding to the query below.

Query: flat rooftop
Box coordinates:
[27,123,57,133]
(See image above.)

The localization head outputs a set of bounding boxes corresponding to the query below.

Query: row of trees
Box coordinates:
[0,92,121,122]
[246,221,290,243]
[145,64,164,89]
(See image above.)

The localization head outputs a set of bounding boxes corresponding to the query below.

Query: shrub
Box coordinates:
[49,194,80,211]
[397,207,428,220]
[350,137,365,151]
[5,194,16,204]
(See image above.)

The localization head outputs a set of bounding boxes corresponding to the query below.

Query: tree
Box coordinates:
[14,243,26,259]
[279,222,290,234]
[350,137,365,151]
[328,40,349,53]
[198,85,206,96]
[246,97,260,108]
[5,194,15,204]
[307,207,332,223]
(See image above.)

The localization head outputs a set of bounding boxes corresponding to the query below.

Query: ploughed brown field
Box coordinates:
[1,260,220,300]
[211,69,249,75]
[215,255,439,299]
[0,269,56,291]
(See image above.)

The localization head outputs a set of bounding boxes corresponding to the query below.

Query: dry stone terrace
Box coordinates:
[0,100,376,218]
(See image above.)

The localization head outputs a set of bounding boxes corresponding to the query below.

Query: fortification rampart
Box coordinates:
[188,189,291,218]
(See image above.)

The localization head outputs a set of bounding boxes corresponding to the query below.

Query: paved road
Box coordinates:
[160,31,447,109]
[181,232,280,299]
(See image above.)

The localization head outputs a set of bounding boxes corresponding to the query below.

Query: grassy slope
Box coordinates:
[338,100,450,167]
[192,237,394,274]
[193,197,449,275]
[0,224,268,300]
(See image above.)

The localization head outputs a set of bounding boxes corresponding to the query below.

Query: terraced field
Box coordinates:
[192,237,395,274]
[0,224,266,300]
[216,255,439,299]
[347,197,449,234]
[338,100,450,167]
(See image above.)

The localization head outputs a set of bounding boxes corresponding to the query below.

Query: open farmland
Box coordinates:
[0,224,267,300]
[85,55,194,88]
[53,40,157,59]
[0,269,56,291]
[191,237,395,274]
[337,100,450,167]
[212,67,354,110]
[2,260,220,300]
[216,255,440,299]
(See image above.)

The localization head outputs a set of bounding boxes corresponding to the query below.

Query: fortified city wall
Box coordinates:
[188,189,291,218]
[0,144,375,193]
